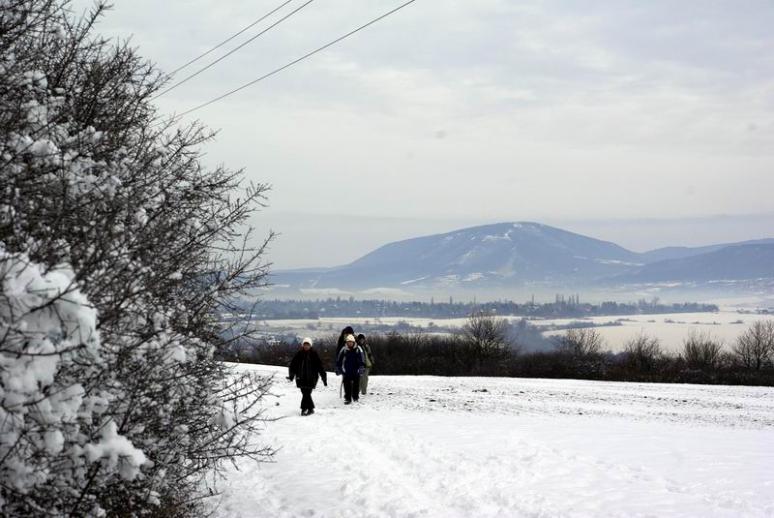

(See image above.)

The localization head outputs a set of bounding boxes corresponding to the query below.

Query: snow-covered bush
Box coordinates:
[1,1,274,515]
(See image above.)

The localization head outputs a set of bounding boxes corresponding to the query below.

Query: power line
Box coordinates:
[167,0,295,77]
[175,0,419,118]
[153,0,317,100]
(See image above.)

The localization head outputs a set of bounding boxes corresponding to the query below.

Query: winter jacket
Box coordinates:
[288,349,327,389]
[335,328,355,358]
[336,345,365,378]
[360,342,375,369]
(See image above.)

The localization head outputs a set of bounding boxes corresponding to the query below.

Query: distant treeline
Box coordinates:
[219,318,774,387]
[237,297,718,320]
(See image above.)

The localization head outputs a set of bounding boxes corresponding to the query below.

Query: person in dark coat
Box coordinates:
[335,334,365,405]
[335,326,355,359]
[287,337,327,416]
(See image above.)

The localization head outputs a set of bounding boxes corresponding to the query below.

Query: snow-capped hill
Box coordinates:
[273,222,641,291]
[349,222,638,279]
[270,223,774,295]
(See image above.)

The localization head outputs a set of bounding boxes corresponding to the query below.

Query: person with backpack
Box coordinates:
[287,337,327,416]
[356,333,375,396]
[335,333,365,405]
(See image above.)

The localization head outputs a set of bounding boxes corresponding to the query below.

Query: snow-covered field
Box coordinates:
[214,363,774,518]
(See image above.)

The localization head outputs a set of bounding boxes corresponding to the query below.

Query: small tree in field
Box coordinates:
[733,321,774,370]
[552,328,605,377]
[1,2,274,516]
[623,333,662,372]
[458,311,515,374]
[681,331,722,370]
[555,328,604,357]
[461,311,509,349]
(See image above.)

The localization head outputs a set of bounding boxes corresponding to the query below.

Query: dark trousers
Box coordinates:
[343,376,360,402]
[300,388,314,410]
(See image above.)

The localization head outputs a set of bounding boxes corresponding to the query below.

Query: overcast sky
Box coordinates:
[72,0,774,268]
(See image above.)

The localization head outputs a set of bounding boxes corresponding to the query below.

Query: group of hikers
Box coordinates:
[286,326,376,415]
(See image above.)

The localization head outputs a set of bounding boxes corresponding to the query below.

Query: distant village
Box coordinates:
[235,296,719,321]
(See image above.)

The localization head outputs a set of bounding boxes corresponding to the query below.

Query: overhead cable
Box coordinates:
[176,0,419,118]
[166,0,295,77]
[153,0,317,99]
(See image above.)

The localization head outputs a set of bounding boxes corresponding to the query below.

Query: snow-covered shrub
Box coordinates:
[1,1,274,515]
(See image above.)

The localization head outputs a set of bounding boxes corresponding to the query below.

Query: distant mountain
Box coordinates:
[615,244,774,283]
[270,223,774,295]
[273,222,643,291]
[640,238,774,263]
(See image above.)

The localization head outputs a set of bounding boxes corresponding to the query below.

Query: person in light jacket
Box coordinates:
[356,333,375,395]
[287,337,327,416]
[335,334,365,404]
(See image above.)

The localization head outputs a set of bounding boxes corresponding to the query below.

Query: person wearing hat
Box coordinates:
[335,333,366,404]
[287,337,327,416]
[356,333,375,396]
[335,326,355,359]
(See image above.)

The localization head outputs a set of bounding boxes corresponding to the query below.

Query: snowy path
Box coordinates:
[214,364,774,517]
